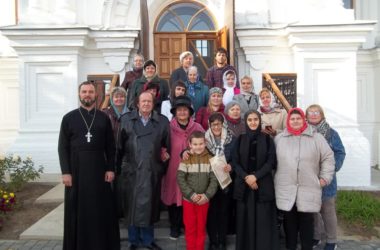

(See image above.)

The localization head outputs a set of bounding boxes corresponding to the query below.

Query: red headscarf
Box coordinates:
[286,107,308,136]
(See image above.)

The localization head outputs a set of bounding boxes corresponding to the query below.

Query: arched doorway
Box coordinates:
[154,1,228,80]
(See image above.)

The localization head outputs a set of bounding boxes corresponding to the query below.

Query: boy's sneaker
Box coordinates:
[324,243,337,250]
[169,229,179,240]
[312,239,321,248]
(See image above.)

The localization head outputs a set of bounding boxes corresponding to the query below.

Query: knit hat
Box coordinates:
[170,95,194,116]
[224,100,241,114]
[143,60,156,70]
[209,87,223,96]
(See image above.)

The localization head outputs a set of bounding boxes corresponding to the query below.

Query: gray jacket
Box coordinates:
[274,126,335,212]
[232,94,259,118]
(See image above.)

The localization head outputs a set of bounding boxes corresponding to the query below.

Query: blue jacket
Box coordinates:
[185,80,209,114]
[322,128,346,199]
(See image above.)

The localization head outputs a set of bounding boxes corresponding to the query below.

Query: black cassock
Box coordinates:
[58,107,120,250]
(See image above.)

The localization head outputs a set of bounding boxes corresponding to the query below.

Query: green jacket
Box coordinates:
[177,150,218,202]
[128,75,170,110]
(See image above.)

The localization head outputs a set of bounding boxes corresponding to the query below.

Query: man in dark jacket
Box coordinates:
[205,47,239,89]
[121,54,144,107]
[118,91,170,250]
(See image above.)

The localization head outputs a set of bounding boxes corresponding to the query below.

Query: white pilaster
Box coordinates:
[289,22,375,187]
[0,27,138,173]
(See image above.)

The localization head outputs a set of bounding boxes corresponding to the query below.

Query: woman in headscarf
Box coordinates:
[274,108,335,250]
[102,86,129,218]
[232,110,279,250]
[161,95,204,240]
[224,101,245,137]
[233,76,259,118]
[185,66,209,114]
[205,112,236,250]
[196,87,225,130]
[128,59,170,110]
[222,70,240,106]
[102,86,129,144]
[258,88,287,137]
[306,104,346,250]
[161,80,187,121]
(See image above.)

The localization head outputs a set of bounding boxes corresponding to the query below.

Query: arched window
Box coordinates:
[156,2,216,32]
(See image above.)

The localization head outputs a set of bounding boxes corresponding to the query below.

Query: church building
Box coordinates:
[0,0,379,187]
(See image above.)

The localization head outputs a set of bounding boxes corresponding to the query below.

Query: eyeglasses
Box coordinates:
[210,123,223,128]
[307,111,320,116]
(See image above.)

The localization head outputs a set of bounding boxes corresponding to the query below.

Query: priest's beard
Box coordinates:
[80,98,96,107]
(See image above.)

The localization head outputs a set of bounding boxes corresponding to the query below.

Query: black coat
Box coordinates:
[117,110,170,226]
[232,132,276,201]
[232,132,279,250]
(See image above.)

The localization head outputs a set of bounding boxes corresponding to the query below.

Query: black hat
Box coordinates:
[143,60,156,70]
[170,95,194,116]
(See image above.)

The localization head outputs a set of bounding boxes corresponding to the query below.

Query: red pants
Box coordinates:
[183,199,209,250]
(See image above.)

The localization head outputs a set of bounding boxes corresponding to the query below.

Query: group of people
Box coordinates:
[58,47,346,250]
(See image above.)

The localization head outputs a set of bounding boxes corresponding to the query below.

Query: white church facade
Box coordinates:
[0,0,379,187]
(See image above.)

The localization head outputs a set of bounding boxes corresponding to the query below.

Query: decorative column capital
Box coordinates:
[92,30,139,72]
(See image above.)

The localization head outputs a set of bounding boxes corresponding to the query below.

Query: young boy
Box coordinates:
[177,131,218,250]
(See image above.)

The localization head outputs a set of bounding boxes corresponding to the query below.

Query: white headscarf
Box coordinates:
[222,70,237,106]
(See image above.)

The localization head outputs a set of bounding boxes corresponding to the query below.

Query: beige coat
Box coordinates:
[260,108,287,134]
[274,126,335,213]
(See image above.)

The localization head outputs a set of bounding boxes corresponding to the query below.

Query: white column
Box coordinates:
[0,28,88,173]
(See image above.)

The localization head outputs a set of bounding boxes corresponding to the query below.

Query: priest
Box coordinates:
[58,81,120,250]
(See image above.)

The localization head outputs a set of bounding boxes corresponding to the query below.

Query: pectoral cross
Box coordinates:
[85,131,92,143]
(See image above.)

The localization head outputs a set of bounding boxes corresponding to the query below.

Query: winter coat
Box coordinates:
[169,67,188,88]
[121,68,143,107]
[321,128,346,200]
[195,105,225,130]
[274,125,335,212]
[117,110,170,226]
[161,119,204,206]
[128,75,170,110]
[226,119,246,137]
[185,80,209,114]
[232,94,259,118]
[260,108,287,134]
[177,149,218,202]
[102,107,120,145]
[232,133,276,202]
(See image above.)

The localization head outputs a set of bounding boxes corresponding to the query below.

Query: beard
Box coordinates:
[80,97,96,107]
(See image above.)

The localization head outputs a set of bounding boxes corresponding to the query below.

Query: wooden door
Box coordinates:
[217,26,228,51]
[154,33,186,81]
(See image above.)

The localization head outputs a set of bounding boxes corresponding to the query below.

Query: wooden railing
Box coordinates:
[87,74,120,110]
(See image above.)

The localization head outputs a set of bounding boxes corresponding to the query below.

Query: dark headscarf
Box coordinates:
[244,110,262,140]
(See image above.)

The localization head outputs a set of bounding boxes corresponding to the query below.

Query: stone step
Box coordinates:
[20,203,186,241]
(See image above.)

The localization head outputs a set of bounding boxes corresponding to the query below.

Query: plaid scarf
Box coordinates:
[205,123,233,156]
[312,119,331,140]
